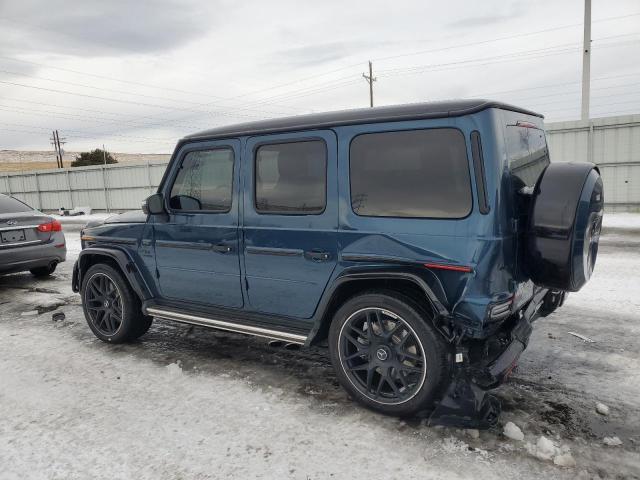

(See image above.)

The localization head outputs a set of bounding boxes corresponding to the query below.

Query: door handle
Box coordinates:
[305,250,331,262]
[212,243,233,253]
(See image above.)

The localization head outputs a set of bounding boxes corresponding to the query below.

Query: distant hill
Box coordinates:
[0,150,171,173]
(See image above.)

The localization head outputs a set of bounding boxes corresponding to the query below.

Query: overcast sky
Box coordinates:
[0,0,639,153]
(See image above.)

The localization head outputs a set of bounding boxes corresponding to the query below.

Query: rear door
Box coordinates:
[242,130,338,319]
[153,140,243,308]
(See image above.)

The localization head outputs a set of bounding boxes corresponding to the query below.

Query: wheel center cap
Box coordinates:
[103,299,110,308]
[376,347,389,361]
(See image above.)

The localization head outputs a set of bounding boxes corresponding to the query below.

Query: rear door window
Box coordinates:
[0,195,32,214]
[505,124,550,189]
[255,140,327,214]
[349,128,472,218]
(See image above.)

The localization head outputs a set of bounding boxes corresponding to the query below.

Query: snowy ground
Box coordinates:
[0,221,639,479]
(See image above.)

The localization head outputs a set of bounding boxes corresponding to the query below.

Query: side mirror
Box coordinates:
[142,193,165,215]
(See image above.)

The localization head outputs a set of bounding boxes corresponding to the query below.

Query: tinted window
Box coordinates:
[255,140,326,214]
[169,148,234,212]
[350,128,472,218]
[0,195,32,214]
[505,125,550,189]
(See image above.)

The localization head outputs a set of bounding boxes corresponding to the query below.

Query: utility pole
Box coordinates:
[362,60,376,108]
[103,144,107,165]
[50,131,61,168]
[581,0,591,121]
[55,130,66,168]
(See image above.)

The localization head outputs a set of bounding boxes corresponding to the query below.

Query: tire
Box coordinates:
[80,263,152,343]
[30,263,57,277]
[328,290,449,416]
[527,162,604,292]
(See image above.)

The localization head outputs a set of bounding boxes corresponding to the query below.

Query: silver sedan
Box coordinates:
[0,193,66,277]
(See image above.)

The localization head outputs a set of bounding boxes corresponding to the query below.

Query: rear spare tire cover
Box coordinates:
[527,163,603,292]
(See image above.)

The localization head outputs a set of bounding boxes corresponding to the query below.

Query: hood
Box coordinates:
[85,210,147,228]
[105,210,148,224]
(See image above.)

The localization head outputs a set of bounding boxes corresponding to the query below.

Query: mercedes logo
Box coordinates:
[376,348,389,361]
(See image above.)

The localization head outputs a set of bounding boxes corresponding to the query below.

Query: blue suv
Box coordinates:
[73,100,603,425]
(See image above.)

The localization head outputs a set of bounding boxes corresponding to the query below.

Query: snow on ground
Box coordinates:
[52,212,113,225]
[0,224,639,479]
[602,212,640,232]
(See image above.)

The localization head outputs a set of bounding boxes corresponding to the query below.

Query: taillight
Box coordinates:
[37,219,62,232]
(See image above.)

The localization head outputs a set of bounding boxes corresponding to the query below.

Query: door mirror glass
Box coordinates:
[169,195,202,211]
[143,193,165,215]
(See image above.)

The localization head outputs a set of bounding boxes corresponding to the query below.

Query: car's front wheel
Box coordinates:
[81,263,152,343]
[328,291,449,416]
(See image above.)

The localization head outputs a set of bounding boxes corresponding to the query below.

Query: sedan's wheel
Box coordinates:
[339,307,426,405]
[81,263,152,343]
[329,291,449,416]
[30,263,57,277]
[84,272,124,336]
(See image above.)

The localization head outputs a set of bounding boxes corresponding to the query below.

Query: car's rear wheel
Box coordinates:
[329,291,449,416]
[81,263,152,343]
[30,262,57,277]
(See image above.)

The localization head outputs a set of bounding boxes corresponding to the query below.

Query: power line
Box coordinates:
[0,68,291,117]
[0,78,278,120]
[371,12,640,64]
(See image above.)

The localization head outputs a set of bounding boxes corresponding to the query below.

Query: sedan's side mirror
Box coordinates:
[142,193,165,215]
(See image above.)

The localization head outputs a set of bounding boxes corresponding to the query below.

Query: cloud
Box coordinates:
[273,41,372,68]
[448,3,528,28]
[0,0,223,56]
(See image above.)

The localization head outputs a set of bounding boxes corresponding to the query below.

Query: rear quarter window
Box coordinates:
[349,128,472,218]
[0,195,33,214]
[505,125,550,189]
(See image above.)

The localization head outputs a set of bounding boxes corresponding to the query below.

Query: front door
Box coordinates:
[242,130,338,319]
[153,140,243,308]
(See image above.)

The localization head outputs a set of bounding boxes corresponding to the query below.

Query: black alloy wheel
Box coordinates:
[329,291,449,416]
[84,272,124,336]
[339,307,427,405]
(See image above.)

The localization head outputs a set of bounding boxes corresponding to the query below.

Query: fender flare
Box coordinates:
[306,268,452,345]
[72,246,153,301]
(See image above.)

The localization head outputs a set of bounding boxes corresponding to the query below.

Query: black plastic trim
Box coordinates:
[246,246,303,257]
[156,240,213,250]
[470,131,490,214]
[74,247,153,300]
[306,268,451,345]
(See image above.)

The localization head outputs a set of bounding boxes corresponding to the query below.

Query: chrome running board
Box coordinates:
[146,307,308,345]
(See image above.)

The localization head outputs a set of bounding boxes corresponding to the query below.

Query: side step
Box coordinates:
[146,307,308,345]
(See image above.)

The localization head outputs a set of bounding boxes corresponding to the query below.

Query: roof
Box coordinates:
[183,99,543,141]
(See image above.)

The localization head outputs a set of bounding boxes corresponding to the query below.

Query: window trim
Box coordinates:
[166,145,236,215]
[471,131,490,214]
[348,127,474,220]
[253,138,328,216]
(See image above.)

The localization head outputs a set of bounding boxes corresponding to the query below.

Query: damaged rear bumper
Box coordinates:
[429,287,547,429]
